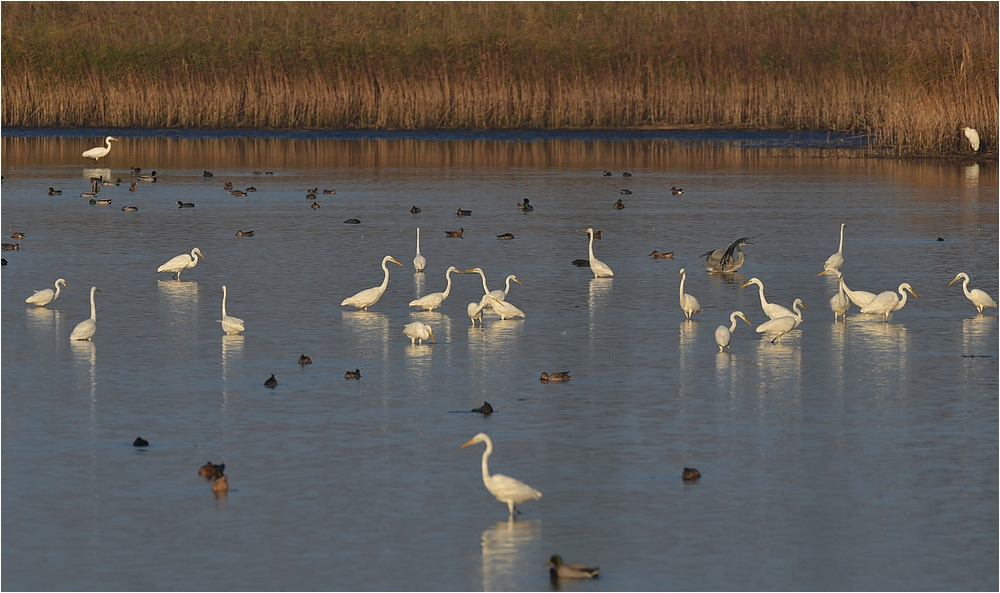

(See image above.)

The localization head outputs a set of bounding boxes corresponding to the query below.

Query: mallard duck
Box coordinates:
[90,198,112,205]
[602,171,612,176]
[410,206,421,213]
[517,198,533,211]
[264,374,277,388]
[649,250,674,259]
[496,233,515,240]
[472,401,493,415]
[311,202,321,209]
[345,369,361,379]
[211,475,229,493]
[1,243,18,250]
[177,201,195,208]
[137,171,156,182]
[306,193,317,199]
[131,167,141,174]
[47,187,62,195]
[81,191,100,198]
[129,182,137,192]
[323,189,336,194]
[298,354,312,365]
[671,186,684,195]
[132,437,149,447]
[199,462,225,479]
[203,171,213,177]
[540,372,571,383]
[613,199,625,209]
[102,178,121,186]
[682,467,701,481]
[223,181,233,190]
[230,190,247,197]
[344,218,361,224]
[547,555,599,580]
[621,189,632,195]
[622,171,632,177]
[234,229,254,237]
[456,208,472,216]
[445,228,464,238]
[121,205,138,211]
[10,232,25,239]
[307,188,318,194]
[246,186,256,192]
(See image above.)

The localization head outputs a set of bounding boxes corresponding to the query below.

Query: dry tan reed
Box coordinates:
[2,2,996,156]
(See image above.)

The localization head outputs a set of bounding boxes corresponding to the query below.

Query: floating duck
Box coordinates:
[307,188,318,194]
[547,555,600,580]
[622,171,631,177]
[345,369,361,380]
[602,171,612,176]
[121,206,139,211]
[129,182,137,192]
[223,181,233,190]
[323,189,336,194]
[131,167,141,174]
[211,475,229,493]
[199,462,225,479]
[517,198,533,211]
[1,243,19,250]
[344,218,361,224]
[445,228,464,238]
[10,232,24,239]
[613,199,625,209]
[47,187,62,195]
[230,190,247,197]
[496,233,515,240]
[264,374,277,388]
[410,206,421,213]
[177,201,195,208]
[203,171,213,177]
[102,178,121,186]
[246,186,256,192]
[311,202,321,209]
[137,171,156,182]
[456,208,472,216]
[298,354,312,365]
[235,230,254,237]
[90,199,112,205]
[540,372,571,383]
[306,193,317,199]
[472,401,493,415]
[671,186,684,195]
[682,467,701,481]
[621,189,632,195]
[81,191,99,198]
[133,437,149,447]
[649,250,674,259]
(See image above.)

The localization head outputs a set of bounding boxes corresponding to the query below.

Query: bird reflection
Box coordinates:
[715,350,740,398]
[342,311,390,358]
[26,306,58,332]
[158,280,199,322]
[82,167,111,180]
[962,315,996,355]
[847,318,908,384]
[588,277,612,341]
[481,517,542,592]
[678,320,699,399]
[413,271,426,298]
[71,340,97,413]
[755,339,801,393]
[706,272,745,289]
[964,163,980,186]
[829,321,847,393]
[221,335,243,412]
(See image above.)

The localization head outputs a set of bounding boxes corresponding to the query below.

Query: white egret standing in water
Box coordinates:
[830,271,850,322]
[218,286,246,335]
[585,228,613,278]
[491,275,522,302]
[157,247,206,280]
[678,268,702,320]
[840,275,877,308]
[716,310,751,352]
[740,277,793,320]
[25,278,69,307]
[949,272,997,314]
[460,433,542,515]
[467,294,491,327]
[409,266,461,311]
[818,223,846,276]
[341,255,402,310]
[70,287,100,341]
[413,228,426,272]
[402,321,434,344]
[82,136,118,162]
[755,299,805,343]
[489,295,525,320]
[860,283,917,322]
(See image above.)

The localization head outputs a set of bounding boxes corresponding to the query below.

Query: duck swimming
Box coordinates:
[177,201,195,208]
[129,182,137,192]
[90,199,112,205]
[298,354,312,365]
[10,232,24,239]
[456,208,472,216]
[323,189,336,194]
[671,186,684,195]
[345,369,361,379]
[445,228,464,238]
[472,401,493,415]
[540,372,571,383]
[496,233,515,240]
[682,467,701,481]
[121,206,139,211]
[264,374,277,388]
[621,189,632,195]
[547,555,600,580]
[199,462,225,479]
[311,202,321,209]
[223,181,233,190]
[613,199,625,209]
[230,190,247,197]
[137,171,157,182]
[649,250,674,259]
[517,198,533,211]
[234,230,254,237]
[410,206,421,213]
[47,187,62,195]
[2,243,19,250]
[211,475,229,493]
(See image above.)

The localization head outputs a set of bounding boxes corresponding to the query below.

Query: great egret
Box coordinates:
[702,238,752,273]
[961,127,981,152]
[830,271,850,322]
[818,223,846,276]
[218,286,245,335]
[467,294,491,326]
[489,295,526,320]
[69,286,100,341]
[755,299,805,343]
[82,136,118,163]
[409,266,462,311]
[413,228,426,272]
[949,272,997,314]
[402,321,434,345]
[491,275,522,303]
[740,278,793,320]
[585,228,613,278]
[157,247,206,280]
[547,555,599,580]
[840,276,877,308]
[678,268,702,320]
[860,283,917,321]
[25,278,69,307]
[341,255,402,310]
[715,310,751,351]
[460,433,541,515]
[539,372,571,382]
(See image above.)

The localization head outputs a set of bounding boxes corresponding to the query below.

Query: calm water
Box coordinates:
[2,134,997,591]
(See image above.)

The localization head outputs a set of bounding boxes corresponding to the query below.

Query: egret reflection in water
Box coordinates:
[481,517,542,592]
[341,310,390,358]
[82,167,111,181]
[25,306,58,333]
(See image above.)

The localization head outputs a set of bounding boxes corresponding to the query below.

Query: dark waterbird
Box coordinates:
[540,372,571,383]
[235,230,254,237]
[517,198,533,211]
[702,237,752,273]
[344,218,361,224]
[621,189,632,195]
[199,462,225,479]
[613,199,625,209]
[496,233,515,240]
[203,171,213,177]
[547,555,600,580]
[345,369,361,379]
[298,354,312,365]
[472,401,494,415]
[649,250,674,259]
[571,259,590,267]
[410,206,421,213]
[683,467,701,481]
[132,437,149,447]
[456,208,472,216]
[47,187,62,195]
[445,228,464,238]
[177,201,195,208]
[264,374,277,388]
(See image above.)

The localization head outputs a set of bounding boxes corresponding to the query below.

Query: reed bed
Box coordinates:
[2,2,996,156]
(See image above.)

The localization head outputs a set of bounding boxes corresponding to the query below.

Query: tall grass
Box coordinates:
[2,2,996,156]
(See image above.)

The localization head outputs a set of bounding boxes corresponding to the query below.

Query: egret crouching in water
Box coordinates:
[218,286,245,335]
[26,278,69,307]
[467,294,491,327]
[489,295,525,320]
[402,322,434,345]
[755,299,806,343]
[860,283,917,322]
[460,433,541,515]
[678,268,702,320]
[949,272,996,315]
[70,287,100,341]
[715,311,751,352]
[157,247,206,280]
[341,255,402,310]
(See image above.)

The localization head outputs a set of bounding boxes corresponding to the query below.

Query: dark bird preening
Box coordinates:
[683,467,701,481]
[496,233,515,240]
[298,354,312,365]
[199,462,225,479]
[410,206,421,213]
[649,250,674,259]
[345,369,361,379]
[540,371,571,383]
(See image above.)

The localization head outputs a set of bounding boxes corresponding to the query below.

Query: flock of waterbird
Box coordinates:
[14,136,995,581]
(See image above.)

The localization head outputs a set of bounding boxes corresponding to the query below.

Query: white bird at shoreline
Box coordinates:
[82,136,118,163]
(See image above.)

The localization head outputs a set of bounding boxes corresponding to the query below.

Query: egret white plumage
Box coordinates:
[818,223,846,276]
[465,266,498,313]
[585,228,613,278]
[81,136,118,163]
[490,274,523,303]
[409,266,462,311]
[840,276,877,308]
[489,295,526,320]
[830,271,850,322]
[402,321,434,344]
[961,127,981,152]
[678,268,702,320]
[341,255,402,310]
[460,433,541,515]
[740,277,793,320]
[413,228,426,272]
[755,299,805,343]
[157,247,206,280]
[218,285,246,335]
[715,310,751,352]
[467,294,490,326]
[860,283,917,322]
[25,278,69,307]
[949,272,997,314]
[70,286,100,341]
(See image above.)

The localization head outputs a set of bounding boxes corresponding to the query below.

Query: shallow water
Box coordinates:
[2,134,997,591]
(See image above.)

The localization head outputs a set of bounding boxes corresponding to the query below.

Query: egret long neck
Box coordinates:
[222,287,228,317]
[476,271,490,295]
[89,288,97,321]
[588,233,596,261]
[53,281,62,299]
[480,439,493,481]
[379,258,392,290]
[679,273,686,302]
[962,276,973,300]
[416,229,421,254]
[838,223,845,252]
[504,276,513,296]
[895,285,909,310]
[755,283,769,310]
[729,313,739,332]
[442,269,454,299]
